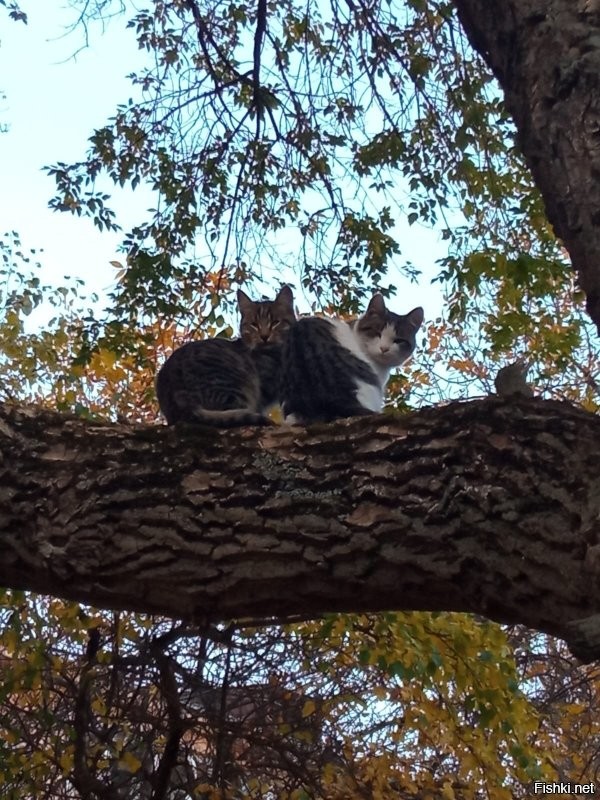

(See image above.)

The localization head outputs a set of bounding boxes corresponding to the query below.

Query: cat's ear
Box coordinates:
[275,284,294,309]
[406,307,424,329]
[365,293,386,316]
[237,289,254,316]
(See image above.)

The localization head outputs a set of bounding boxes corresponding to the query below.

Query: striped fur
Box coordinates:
[156,286,295,426]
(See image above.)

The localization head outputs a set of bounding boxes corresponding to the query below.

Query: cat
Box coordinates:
[156,285,296,426]
[280,293,423,424]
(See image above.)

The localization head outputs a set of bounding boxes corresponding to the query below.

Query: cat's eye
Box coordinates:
[250,323,260,330]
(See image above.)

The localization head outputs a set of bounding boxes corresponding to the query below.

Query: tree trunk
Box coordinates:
[1,400,600,654]
[453,0,600,334]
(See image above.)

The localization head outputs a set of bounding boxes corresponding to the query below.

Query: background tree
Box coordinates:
[1,0,599,798]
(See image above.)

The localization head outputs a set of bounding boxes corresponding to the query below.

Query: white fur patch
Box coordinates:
[329,318,367,361]
[355,380,385,412]
[329,319,387,412]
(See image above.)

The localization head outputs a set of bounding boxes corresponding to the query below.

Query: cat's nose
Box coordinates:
[380,345,390,353]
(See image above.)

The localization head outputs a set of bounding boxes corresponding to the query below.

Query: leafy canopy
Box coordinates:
[39,0,595,408]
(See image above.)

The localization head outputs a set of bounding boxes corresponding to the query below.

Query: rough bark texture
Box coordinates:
[1,400,600,654]
[453,0,600,334]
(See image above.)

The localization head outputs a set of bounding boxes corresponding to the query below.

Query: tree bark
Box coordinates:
[453,0,600,334]
[1,400,600,653]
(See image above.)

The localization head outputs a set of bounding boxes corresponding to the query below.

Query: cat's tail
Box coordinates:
[164,389,274,426]
[190,408,274,427]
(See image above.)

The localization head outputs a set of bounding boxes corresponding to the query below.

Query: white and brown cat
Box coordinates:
[280,294,423,423]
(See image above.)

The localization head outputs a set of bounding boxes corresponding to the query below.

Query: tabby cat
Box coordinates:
[156,285,296,426]
[281,293,423,424]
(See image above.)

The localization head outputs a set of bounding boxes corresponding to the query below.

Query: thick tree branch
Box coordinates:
[253,0,268,133]
[452,0,600,333]
[1,400,600,652]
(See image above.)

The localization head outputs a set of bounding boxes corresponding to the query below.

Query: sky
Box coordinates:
[0,3,153,301]
[0,2,445,321]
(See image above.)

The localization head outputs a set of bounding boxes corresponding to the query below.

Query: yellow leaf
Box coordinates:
[1,628,18,655]
[98,348,117,368]
[118,751,142,773]
[31,751,46,767]
[441,781,455,800]
[302,699,316,717]
[59,748,74,773]
[91,696,107,715]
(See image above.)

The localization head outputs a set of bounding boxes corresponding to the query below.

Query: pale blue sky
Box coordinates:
[0,2,444,318]
[0,3,152,299]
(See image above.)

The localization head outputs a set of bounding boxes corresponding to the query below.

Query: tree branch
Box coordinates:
[253,0,268,136]
[0,400,599,655]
